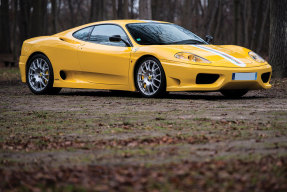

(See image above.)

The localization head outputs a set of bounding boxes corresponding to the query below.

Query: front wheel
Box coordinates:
[220,89,248,98]
[26,54,61,95]
[135,57,166,98]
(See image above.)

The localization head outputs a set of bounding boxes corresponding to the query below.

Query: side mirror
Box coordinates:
[109,35,121,42]
[109,35,131,47]
[205,35,214,44]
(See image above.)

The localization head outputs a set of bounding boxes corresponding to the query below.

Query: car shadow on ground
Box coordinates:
[59,90,266,100]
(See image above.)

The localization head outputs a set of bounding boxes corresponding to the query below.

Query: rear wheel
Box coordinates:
[26,54,61,95]
[135,57,166,98]
[220,89,248,98]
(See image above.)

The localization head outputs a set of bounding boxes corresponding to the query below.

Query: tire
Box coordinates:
[26,54,61,95]
[135,57,166,98]
[220,89,248,98]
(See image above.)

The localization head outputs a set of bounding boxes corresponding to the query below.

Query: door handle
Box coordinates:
[79,43,85,50]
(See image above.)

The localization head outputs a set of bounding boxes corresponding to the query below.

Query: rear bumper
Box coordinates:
[162,61,272,92]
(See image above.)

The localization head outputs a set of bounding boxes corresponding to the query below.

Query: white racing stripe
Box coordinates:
[192,45,246,67]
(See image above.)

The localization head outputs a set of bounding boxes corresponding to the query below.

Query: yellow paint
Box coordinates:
[19,20,272,92]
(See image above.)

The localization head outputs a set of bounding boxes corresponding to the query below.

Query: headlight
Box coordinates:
[174,52,211,63]
[248,51,265,63]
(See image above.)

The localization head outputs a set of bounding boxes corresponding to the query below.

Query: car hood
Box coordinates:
[152,44,267,68]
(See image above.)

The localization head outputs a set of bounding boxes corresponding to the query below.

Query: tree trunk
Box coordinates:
[269,0,287,78]
[250,0,262,50]
[139,0,152,19]
[181,0,193,30]
[151,0,160,20]
[130,0,135,18]
[117,0,124,19]
[12,0,18,61]
[112,0,117,19]
[243,0,251,47]
[238,1,245,46]
[19,0,31,43]
[214,0,222,42]
[123,0,129,19]
[164,0,175,23]
[90,0,105,21]
[193,0,201,30]
[30,0,47,37]
[51,0,58,34]
[257,0,269,53]
[233,0,240,44]
[68,0,75,26]
[0,0,11,53]
[206,0,218,36]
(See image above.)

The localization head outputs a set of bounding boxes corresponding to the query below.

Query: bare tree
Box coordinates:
[51,0,58,33]
[123,0,129,18]
[90,0,105,22]
[30,0,48,37]
[112,0,117,19]
[12,0,18,62]
[214,0,222,40]
[257,1,269,53]
[269,0,287,78]
[117,0,128,19]
[130,0,135,18]
[139,0,152,19]
[151,0,161,20]
[233,0,240,44]
[181,0,193,30]
[250,0,262,50]
[67,0,75,26]
[0,0,11,53]
[0,0,281,65]
[206,0,218,36]
[117,0,123,18]
[19,0,31,43]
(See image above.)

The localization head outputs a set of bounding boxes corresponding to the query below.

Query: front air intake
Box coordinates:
[196,73,220,84]
[261,72,271,83]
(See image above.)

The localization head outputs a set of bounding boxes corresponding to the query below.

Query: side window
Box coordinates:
[89,25,129,47]
[73,26,94,41]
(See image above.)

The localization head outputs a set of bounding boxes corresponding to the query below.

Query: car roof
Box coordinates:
[95,19,169,24]
[53,20,170,37]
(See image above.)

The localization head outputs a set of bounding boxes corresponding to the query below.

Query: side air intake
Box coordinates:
[60,71,66,80]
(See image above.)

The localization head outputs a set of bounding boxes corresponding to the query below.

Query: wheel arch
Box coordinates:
[132,54,167,92]
[133,54,167,76]
[26,51,50,74]
[25,51,61,95]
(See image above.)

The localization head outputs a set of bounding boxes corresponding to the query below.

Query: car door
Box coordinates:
[56,26,94,72]
[78,24,132,86]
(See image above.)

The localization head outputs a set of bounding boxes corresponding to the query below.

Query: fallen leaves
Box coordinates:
[0,134,212,151]
[1,156,286,192]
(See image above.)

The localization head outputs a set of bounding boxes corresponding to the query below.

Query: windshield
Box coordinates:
[126,23,207,45]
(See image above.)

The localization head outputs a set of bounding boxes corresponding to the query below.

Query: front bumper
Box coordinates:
[162,60,272,92]
[19,55,28,83]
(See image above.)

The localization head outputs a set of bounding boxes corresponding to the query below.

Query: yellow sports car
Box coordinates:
[19,20,272,98]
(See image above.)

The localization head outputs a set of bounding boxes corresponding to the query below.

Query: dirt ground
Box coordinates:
[0,67,287,191]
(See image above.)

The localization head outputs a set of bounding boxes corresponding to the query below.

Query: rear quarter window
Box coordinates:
[73,26,94,41]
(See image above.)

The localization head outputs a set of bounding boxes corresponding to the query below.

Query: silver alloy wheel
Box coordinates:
[137,60,161,96]
[28,58,50,92]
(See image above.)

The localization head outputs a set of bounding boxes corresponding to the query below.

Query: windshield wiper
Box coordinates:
[167,39,205,45]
